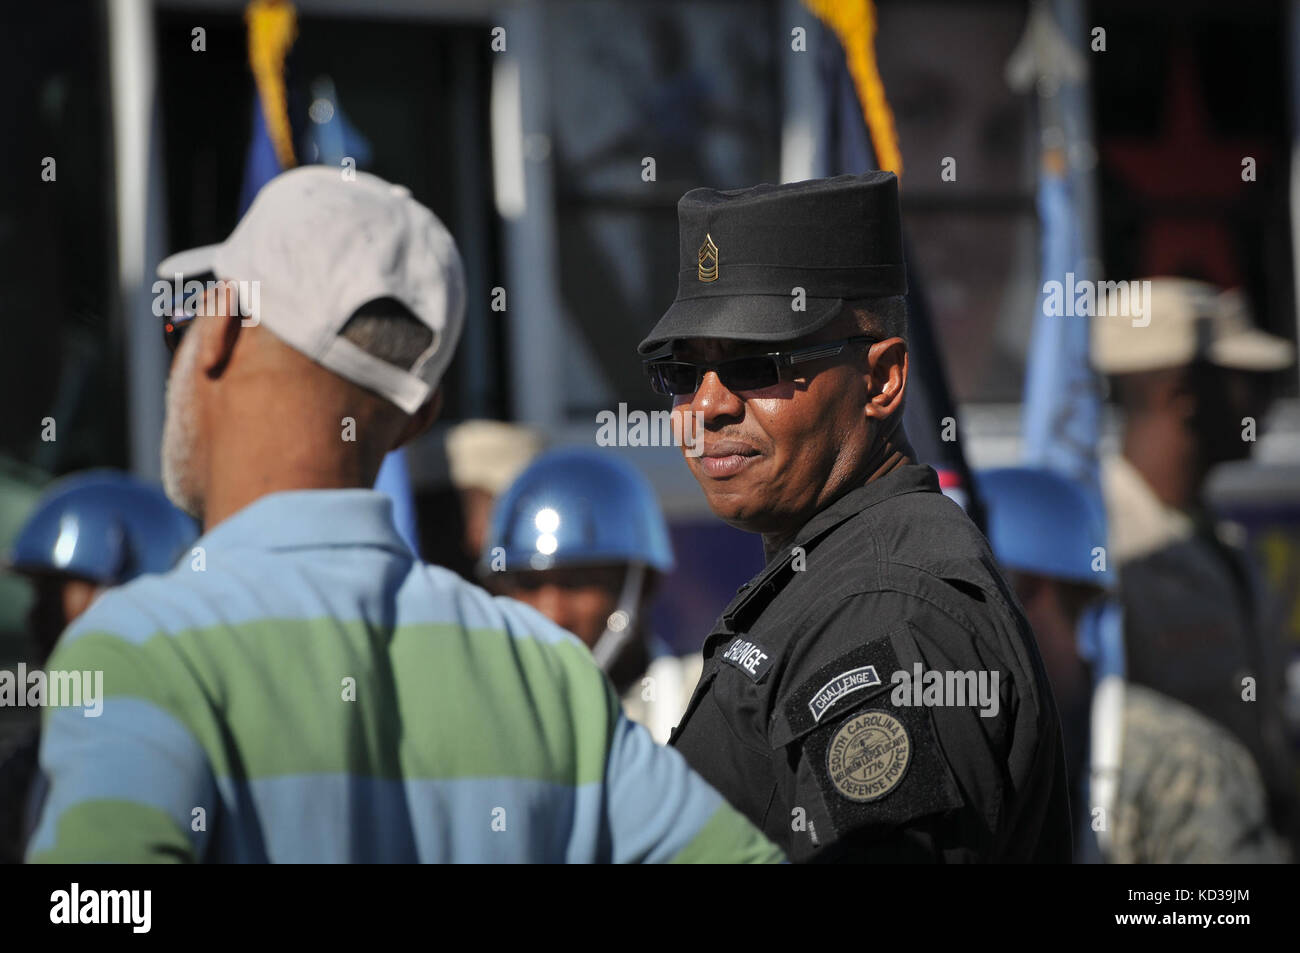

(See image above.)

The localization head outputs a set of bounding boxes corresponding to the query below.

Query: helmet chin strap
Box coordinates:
[591,563,647,673]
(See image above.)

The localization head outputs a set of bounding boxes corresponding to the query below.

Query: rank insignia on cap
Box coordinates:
[826,709,911,802]
[697,233,719,283]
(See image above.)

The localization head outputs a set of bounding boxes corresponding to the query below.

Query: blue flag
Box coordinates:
[1021,167,1103,490]
[237,95,285,215]
[1012,2,1125,863]
[1022,164,1120,688]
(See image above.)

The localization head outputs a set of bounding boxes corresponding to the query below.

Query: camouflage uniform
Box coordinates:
[1109,684,1289,863]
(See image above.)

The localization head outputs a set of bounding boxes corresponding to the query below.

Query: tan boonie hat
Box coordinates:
[1092,277,1293,375]
[158,167,466,414]
[446,420,545,495]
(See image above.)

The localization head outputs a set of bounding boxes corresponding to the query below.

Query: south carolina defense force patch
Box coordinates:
[826,710,911,802]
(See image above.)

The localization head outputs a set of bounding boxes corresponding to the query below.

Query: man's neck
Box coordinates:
[760,433,916,561]
[200,420,384,531]
[1122,415,1204,513]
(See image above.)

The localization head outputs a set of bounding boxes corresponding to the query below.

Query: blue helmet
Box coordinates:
[8,470,198,585]
[975,467,1112,588]
[485,447,674,575]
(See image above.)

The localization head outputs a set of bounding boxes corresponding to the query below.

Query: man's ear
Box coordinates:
[392,385,444,450]
[195,313,244,378]
[196,283,244,378]
[864,338,908,422]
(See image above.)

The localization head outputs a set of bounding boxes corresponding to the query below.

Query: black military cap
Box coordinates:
[637,171,907,355]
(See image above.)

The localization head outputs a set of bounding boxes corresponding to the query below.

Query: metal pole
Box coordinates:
[780,0,824,183]
[108,0,170,480]
[1288,1,1300,393]
[492,1,565,431]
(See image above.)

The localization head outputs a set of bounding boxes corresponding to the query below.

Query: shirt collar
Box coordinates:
[789,463,941,552]
[1103,455,1194,562]
[720,464,940,628]
[196,489,412,555]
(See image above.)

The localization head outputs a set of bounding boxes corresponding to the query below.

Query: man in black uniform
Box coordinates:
[638,172,1072,863]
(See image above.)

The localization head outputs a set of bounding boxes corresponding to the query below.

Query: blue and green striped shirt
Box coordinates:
[27,490,782,863]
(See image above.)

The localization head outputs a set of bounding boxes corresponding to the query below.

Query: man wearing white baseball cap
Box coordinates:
[1092,276,1299,850]
[28,167,783,864]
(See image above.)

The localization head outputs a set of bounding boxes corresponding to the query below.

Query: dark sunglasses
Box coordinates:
[163,313,195,354]
[161,276,227,354]
[644,336,877,397]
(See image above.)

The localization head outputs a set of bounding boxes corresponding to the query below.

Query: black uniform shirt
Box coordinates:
[669,464,1072,863]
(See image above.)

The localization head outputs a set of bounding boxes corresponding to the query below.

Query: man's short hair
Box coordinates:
[845,296,908,342]
[340,297,434,370]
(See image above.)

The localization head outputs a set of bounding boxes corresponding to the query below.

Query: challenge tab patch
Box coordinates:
[808,665,881,722]
[719,636,774,682]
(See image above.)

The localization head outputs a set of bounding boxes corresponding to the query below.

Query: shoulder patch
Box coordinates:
[800,694,962,837]
[809,665,882,723]
[718,636,775,683]
[778,626,964,842]
[782,637,899,738]
[825,709,910,802]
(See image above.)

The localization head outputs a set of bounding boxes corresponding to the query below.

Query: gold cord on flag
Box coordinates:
[802,0,903,181]
[246,0,298,170]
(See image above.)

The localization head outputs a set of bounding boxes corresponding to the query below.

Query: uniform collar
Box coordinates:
[720,464,939,629]
[787,463,940,553]
[196,489,412,555]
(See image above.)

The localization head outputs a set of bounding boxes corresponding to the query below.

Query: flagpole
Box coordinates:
[109,0,169,481]
[1288,0,1300,392]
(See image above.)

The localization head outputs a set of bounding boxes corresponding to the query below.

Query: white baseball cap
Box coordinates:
[1092,277,1293,375]
[157,166,466,414]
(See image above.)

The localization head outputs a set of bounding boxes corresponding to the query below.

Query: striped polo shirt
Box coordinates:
[27,489,782,863]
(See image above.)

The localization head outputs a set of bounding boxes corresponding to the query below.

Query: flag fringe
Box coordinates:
[246,0,298,171]
[803,0,903,180]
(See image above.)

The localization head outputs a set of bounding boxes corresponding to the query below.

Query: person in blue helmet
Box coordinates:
[482,446,701,743]
[0,470,197,863]
[978,466,1287,863]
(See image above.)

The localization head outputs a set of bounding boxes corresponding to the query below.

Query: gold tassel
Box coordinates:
[246,0,298,170]
[803,0,904,181]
